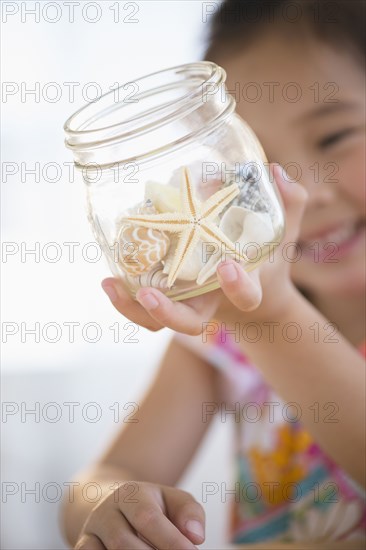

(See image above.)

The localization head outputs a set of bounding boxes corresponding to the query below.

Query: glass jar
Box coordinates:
[64,62,285,301]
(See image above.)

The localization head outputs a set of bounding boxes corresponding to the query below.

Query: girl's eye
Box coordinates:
[317,128,355,150]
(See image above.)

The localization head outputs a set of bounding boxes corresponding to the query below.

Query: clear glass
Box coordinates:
[64,62,285,301]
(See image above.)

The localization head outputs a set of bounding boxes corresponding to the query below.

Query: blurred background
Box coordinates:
[1,1,236,548]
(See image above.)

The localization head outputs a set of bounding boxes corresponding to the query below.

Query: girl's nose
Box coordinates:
[305,182,336,208]
[297,165,338,209]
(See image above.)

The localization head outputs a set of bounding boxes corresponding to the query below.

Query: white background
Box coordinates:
[1,1,236,549]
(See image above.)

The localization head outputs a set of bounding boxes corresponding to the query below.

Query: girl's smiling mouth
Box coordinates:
[299,219,365,260]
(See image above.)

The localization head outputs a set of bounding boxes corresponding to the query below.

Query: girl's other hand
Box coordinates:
[101,164,308,334]
[74,481,204,549]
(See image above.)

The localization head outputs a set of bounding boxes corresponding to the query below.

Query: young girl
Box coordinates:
[63,1,365,548]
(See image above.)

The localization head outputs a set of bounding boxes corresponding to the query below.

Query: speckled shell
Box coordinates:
[118,224,170,275]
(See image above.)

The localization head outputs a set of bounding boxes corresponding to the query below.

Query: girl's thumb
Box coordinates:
[162,486,205,545]
[271,163,308,243]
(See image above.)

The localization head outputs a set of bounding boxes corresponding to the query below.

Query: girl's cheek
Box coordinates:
[336,143,366,208]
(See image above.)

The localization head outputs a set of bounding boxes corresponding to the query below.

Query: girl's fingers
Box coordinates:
[75,534,106,550]
[162,486,205,546]
[119,492,197,550]
[217,261,262,312]
[96,509,153,549]
[102,278,221,335]
[135,287,220,335]
[101,278,164,332]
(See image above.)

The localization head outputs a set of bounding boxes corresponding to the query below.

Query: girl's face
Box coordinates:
[222,33,365,299]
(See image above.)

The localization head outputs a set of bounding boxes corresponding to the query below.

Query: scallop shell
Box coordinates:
[197,206,274,285]
[124,264,169,290]
[118,223,170,276]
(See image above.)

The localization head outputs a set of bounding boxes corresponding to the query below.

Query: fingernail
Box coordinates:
[102,283,117,303]
[217,262,237,283]
[186,519,204,540]
[137,292,159,311]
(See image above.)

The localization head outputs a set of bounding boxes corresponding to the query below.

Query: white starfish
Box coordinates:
[121,167,245,287]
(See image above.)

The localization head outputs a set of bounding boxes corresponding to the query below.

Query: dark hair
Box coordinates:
[204,0,365,305]
[204,0,365,63]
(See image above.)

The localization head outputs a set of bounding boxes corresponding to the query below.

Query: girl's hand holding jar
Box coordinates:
[101,163,308,334]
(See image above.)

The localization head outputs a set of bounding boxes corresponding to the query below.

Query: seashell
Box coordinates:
[117,223,170,276]
[115,202,146,231]
[124,264,169,290]
[197,178,223,201]
[197,206,274,285]
[240,211,275,252]
[144,181,180,213]
[162,235,205,281]
[233,180,271,213]
[116,199,157,230]
[137,199,156,215]
[218,161,275,219]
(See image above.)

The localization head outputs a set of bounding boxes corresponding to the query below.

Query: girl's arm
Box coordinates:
[100,165,365,488]
[62,338,219,546]
[229,288,366,489]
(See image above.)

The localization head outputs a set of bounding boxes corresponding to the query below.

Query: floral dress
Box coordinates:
[173,328,366,544]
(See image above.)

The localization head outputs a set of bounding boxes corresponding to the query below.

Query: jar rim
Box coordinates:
[63,61,235,167]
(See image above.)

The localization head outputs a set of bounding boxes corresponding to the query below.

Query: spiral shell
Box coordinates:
[124,264,169,289]
[118,223,170,275]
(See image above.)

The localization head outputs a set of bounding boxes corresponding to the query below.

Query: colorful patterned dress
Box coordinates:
[173,327,366,544]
